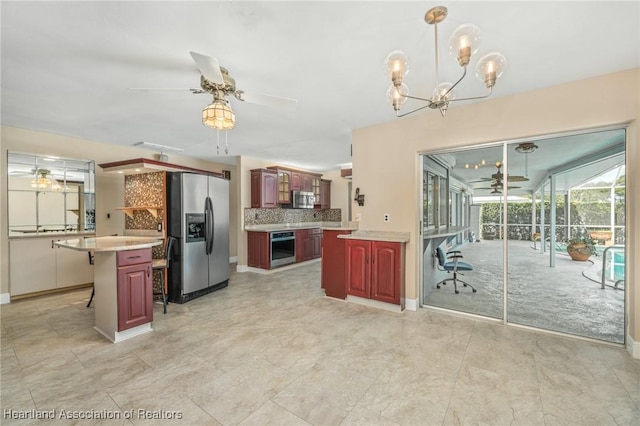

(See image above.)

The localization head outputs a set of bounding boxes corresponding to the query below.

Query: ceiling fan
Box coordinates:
[470,162,529,184]
[131,52,298,112]
[189,52,297,109]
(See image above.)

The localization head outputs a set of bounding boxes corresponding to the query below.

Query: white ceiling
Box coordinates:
[2,1,639,172]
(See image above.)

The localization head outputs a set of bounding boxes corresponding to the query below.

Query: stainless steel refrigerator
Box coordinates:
[166,172,229,303]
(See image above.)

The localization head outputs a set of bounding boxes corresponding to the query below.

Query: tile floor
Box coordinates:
[1,262,639,425]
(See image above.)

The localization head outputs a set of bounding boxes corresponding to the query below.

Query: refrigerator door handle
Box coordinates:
[204,198,210,255]
[205,196,214,255]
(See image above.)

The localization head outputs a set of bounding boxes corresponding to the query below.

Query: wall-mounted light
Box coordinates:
[354,188,365,206]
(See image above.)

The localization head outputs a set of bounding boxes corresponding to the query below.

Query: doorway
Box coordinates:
[421,128,627,344]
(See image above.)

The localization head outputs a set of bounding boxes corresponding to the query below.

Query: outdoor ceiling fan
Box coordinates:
[470,162,529,184]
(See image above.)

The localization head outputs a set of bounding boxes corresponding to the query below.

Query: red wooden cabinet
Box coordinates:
[319,179,331,209]
[345,239,371,299]
[247,231,270,269]
[321,229,352,299]
[290,172,302,191]
[116,249,153,332]
[345,239,404,307]
[296,228,322,262]
[251,169,278,208]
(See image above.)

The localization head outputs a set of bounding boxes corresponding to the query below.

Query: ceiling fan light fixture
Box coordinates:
[31,170,53,190]
[515,142,539,154]
[202,99,235,130]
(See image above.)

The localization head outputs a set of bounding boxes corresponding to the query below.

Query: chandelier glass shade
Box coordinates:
[385,6,507,117]
[202,98,235,130]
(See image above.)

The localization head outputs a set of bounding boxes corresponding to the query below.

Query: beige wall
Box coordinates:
[1,126,238,295]
[352,68,639,344]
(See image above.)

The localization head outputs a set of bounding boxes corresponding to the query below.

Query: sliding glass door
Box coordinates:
[421,128,626,344]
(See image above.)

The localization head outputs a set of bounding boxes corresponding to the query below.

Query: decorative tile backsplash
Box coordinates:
[124,172,164,230]
[244,208,341,225]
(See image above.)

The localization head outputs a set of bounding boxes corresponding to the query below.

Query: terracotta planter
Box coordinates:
[567,243,592,261]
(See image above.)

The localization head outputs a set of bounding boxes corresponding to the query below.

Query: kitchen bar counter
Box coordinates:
[56,236,162,343]
[56,236,162,252]
[338,230,410,243]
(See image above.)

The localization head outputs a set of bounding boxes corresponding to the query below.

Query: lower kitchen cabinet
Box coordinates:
[321,229,352,299]
[116,249,153,332]
[9,236,94,296]
[247,231,270,269]
[296,228,322,262]
[345,239,405,307]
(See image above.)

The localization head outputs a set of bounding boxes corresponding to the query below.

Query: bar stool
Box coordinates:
[152,236,176,314]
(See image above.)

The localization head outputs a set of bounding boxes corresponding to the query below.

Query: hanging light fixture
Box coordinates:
[515,142,538,177]
[31,169,52,190]
[384,6,507,117]
[202,91,235,155]
[202,92,236,131]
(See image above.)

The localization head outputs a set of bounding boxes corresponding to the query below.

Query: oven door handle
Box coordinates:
[271,237,295,242]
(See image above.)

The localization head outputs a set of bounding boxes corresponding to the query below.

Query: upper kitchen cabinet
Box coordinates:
[319,179,331,209]
[269,168,292,205]
[251,168,278,208]
[7,152,96,236]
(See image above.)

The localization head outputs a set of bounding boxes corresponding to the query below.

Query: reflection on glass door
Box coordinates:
[505,131,626,343]
[421,128,626,344]
[422,147,504,320]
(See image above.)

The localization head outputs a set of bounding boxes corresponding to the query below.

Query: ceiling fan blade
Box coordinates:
[128,87,195,91]
[189,51,224,85]
[234,90,298,110]
[469,178,492,183]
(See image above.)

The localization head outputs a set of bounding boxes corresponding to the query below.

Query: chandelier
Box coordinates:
[385,6,507,117]
[202,91,235,154]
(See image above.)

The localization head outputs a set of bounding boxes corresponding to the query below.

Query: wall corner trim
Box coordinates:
[236,264,249,273]
[404,298,418,312]
[627,335,640,359]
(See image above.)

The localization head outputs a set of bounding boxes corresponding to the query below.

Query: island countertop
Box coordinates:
[338,230,410,243]
[55,236,162,252]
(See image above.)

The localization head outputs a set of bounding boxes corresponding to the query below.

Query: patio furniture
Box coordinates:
[435,246,477,294]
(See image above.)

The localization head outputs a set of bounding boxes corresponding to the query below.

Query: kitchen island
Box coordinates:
[56,236,162,343]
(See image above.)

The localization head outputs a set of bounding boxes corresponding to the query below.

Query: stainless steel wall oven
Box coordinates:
[270,231,296,268]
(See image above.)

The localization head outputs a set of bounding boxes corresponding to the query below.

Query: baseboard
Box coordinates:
[236,264,249,273]
[627,335,640,359]
[404,297,418,311]
[229,256,238,264]
[0,293,10,304]
[346,295,403,313]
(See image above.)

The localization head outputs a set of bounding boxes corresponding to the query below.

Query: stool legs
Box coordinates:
[155,269,167,314]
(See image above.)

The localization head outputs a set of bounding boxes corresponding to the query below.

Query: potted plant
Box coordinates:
[567,236,597,261]
[482,225,496,240]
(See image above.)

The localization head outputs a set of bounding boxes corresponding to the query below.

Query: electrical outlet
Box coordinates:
[383,213,390,222]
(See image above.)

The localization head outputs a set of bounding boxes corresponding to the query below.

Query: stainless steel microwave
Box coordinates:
[291,191,315,209]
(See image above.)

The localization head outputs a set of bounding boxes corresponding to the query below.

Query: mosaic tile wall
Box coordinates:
[123,172,166,296]
[244,208,341,225]
[124,172,165,230]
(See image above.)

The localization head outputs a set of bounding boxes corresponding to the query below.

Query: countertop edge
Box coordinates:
[55,236,162,252]
[338,231,410,243]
